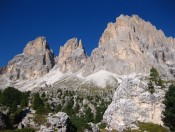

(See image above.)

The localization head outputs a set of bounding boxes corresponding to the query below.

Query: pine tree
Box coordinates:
[150,67,159,82]
[32,93,44,110]
[162,84,175,131]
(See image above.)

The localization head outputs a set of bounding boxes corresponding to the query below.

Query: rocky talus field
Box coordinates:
[0,15,175,132]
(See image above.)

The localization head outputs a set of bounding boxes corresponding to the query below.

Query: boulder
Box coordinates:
[103,74,165,131]
[40,112,70,132]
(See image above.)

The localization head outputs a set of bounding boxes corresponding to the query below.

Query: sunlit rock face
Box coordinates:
[103,75,165,131]
[83,15,175,80]
[4,37,55,81]
[56,37,87,73]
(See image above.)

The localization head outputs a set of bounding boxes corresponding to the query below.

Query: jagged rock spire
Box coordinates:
[57,37,87,72]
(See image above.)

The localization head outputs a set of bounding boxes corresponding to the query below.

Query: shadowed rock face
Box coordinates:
[4,37,55,81]
[0,67,7,75]
[0,112,8,130]
[82,15,175,79]
[56,38,87,72]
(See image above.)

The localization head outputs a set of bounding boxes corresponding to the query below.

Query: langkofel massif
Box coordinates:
[0,15,175,131]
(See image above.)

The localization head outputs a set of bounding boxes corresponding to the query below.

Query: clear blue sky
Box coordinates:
[0,0,175,67]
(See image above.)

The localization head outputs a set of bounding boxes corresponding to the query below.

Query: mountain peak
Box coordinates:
[82,14,175,79]
[1,14,175,88]
[2,37,55,81]
[23,37,51,55]
[57,38,87,72]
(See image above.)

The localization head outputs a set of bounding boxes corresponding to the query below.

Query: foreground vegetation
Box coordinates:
[0,86,111,131]
[0,87,30,129]
[122,122,168,132]
[0,70,174,132]
[32,89,111,132]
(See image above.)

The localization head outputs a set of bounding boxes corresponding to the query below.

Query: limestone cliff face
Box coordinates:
[103,75,165,131]
[83,15,175,79]
[5,37,55,81]
[56,38,87,72]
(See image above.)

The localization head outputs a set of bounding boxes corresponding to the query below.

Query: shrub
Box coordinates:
[0,87,30,113]
[99,123,106,129]
[70,115,90,132]
[1,87,22,108]
[84,107,94,123]
[32,93,44,110]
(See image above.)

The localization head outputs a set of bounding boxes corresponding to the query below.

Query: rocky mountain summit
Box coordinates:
[0,37,55,82]
[56,37,87,72]
[0,14,175,131]
[83,15,175,79]
[1,15,175,88]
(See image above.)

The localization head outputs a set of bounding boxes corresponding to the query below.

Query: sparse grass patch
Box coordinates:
[119,122,168,132]
[33,114,46,125]
[138,122,168,132]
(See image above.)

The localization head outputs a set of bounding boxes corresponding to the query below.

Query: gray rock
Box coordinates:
[82,15,175,80]
[103,74,165,131]
[0,37,55,89]
[89,123,100,132]
[40,112,70,132]
[3,37,55,81]
[18,122,24,129]
[0,66,7,75]
[40,125,54,132]
[21,109,37,128]
[0,105,9,115]
[56,37,87,72]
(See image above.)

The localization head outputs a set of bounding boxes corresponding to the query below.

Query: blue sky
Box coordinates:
[0,0,175,67]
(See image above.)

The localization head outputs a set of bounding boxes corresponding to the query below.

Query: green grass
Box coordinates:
[125,122,168,132]
[100,129,118,132]
[33,114,46,125]
[138,122,168,132]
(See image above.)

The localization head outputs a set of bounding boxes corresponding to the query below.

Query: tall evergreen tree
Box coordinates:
[150,67,159,82]
[32,93,44,110]
[162,84,175,131]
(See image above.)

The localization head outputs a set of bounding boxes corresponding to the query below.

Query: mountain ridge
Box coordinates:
[1,14,175,90]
